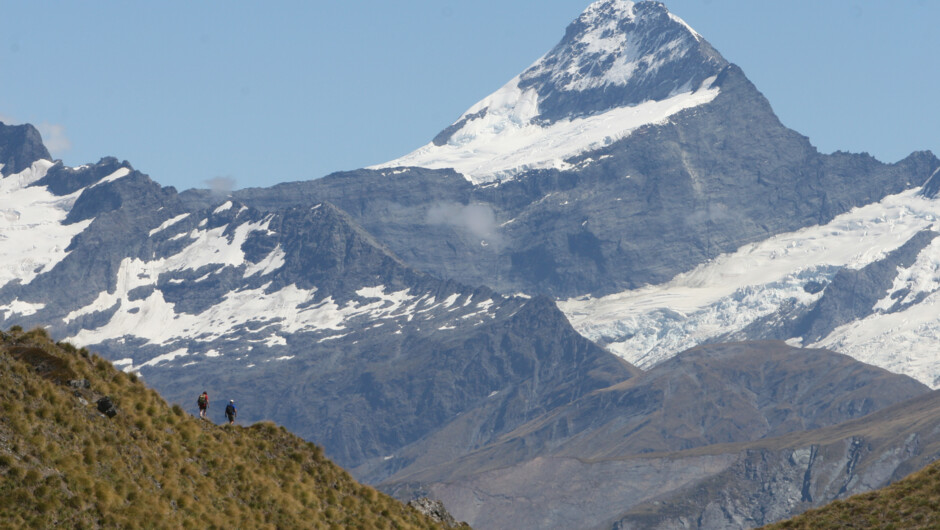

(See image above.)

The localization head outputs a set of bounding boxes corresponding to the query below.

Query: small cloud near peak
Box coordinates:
[204,176,237,196]
[37,122,72,155]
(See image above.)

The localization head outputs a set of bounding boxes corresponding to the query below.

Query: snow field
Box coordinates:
[561,188,940,386]
[0,160,93,289]
[375,76,719,185]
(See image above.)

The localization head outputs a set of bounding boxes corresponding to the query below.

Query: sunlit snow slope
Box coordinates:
[0,160,94,290]
[560,187,940,387]
[374,0,727,184]
[375,76,719,185]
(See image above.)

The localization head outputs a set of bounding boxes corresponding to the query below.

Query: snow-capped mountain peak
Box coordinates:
[375,0,727,184]
[519,0,721,105]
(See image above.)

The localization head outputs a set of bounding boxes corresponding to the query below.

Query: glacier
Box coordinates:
[560,187,940,387]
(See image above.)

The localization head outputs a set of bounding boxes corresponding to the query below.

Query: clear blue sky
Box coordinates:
[2,1,937,191]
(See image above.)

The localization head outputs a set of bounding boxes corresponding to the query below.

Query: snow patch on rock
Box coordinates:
[0,160,93,287]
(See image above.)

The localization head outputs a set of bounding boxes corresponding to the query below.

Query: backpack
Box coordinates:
[225,403,236,415]
[197,394,207,407]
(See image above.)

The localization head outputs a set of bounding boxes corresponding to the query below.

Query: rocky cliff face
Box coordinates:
[0,122,49,177]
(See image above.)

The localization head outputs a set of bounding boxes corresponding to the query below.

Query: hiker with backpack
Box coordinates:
[225,400,237,425]
[197,391,209,419]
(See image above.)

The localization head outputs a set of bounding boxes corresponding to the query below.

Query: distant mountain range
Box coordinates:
[1,0,939,528]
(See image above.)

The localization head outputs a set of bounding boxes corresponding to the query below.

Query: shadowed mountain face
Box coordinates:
[611,389,940,530]
[230,67,938,300]
[488,341,929,460]
[0,122,49,177]
[380,342,932,529]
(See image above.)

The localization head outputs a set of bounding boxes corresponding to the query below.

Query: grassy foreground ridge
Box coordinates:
[0,326,446,529]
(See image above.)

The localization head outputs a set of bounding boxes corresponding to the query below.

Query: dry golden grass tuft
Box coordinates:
[0,327,449,529]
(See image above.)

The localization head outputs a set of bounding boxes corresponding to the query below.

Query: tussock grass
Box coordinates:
[0,327,447,529]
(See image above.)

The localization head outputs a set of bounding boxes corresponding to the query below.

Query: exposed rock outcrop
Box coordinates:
[407,498,468,528]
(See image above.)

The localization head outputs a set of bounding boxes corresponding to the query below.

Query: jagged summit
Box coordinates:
[517,0,727,121]
[0,122,50,177]
[375,0,728,184]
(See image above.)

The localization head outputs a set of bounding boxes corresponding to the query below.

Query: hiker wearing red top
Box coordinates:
[197,391,209,419]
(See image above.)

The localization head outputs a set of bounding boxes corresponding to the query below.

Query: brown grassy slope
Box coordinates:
[763,458,940,529]
[0,327,448,530]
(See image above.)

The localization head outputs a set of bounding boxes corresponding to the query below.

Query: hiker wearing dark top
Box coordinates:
[197,391,209,419]
[225,400,237,424]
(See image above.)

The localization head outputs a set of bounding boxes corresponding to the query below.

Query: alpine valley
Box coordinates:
[2,1,940,528]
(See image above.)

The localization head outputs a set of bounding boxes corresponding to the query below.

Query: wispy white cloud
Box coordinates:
[204,176,237,196]
[0,115,72,156]
[427,202,502,247]
[37,122,72,155]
